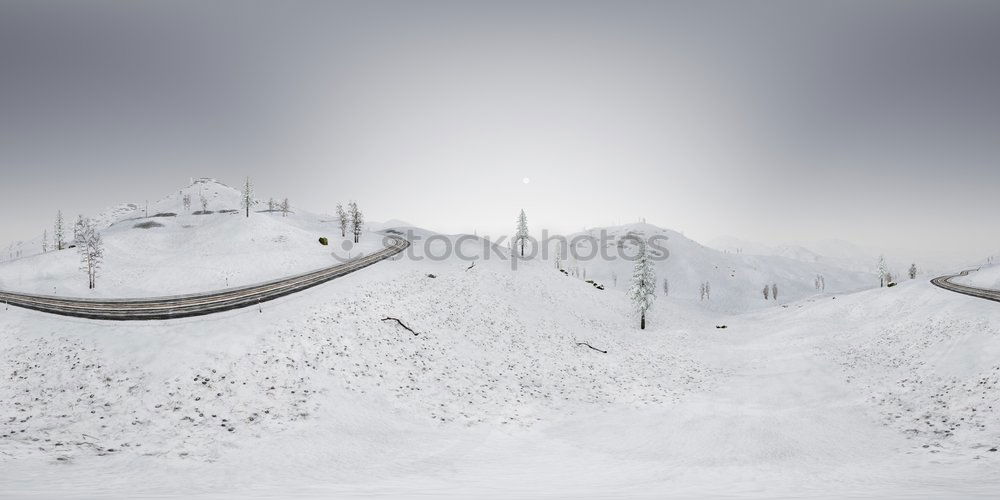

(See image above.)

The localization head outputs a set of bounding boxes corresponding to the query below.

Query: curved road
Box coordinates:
[930,268,1000,303]
[0,235,409,321]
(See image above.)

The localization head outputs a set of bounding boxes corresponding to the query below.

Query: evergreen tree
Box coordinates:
[627,244,656,329]
[763,285,770,300]
[54,210,65,250]
[241,177,255,217]
[42,230,49,253]
[281,198,290,217]
[877,255,889,287]
[515,209,529,257]
[909,263,917,280]
[771,283,778,300]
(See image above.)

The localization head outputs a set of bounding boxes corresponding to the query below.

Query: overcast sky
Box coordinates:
[1,1,998,264]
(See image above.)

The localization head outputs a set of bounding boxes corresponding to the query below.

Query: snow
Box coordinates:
[954,265,1000,290]
[0,180,384,298]
[557,223,875,312]
[2,182,999,498]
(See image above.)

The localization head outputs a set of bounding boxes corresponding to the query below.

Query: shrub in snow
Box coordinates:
[318,237,328,246]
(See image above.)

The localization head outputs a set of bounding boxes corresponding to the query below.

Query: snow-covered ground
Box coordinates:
[0,179,383,297]
[554,223,874,312]
[1,183,999,498]
[954,265,1000,290]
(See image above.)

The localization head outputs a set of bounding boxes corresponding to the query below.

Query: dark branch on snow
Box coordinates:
[382,317,419,336]
[575,342,607,354]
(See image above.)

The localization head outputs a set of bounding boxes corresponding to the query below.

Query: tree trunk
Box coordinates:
[520,239,524,257]
[640,312,645,330]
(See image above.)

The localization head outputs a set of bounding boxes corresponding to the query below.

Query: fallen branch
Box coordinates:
[575,342,607,354]
[382,317,419,336]
[466,261,476,271]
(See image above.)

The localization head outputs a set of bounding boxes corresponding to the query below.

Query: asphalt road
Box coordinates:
[0,235,409,321]
[930,268,1000,303]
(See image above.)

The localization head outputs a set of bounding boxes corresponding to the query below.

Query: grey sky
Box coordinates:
[1,1,998,264]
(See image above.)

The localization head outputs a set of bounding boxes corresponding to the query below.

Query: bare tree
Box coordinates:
[54,210,65,250]
[280,198,290,217]
[348,201,364,243]
[336,203,348,238]
[705,282,711,300]
[75,217,104,289]
[240,176,255,217]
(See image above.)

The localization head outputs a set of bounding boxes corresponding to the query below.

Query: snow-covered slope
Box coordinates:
[953,265,1000,290]
[0,179,383,297]
[2,239,999,497]
[556,223,875,312]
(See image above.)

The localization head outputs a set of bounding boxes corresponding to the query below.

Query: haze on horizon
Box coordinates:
[1,1,998,266]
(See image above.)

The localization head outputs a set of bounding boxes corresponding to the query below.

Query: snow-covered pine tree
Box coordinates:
[75,217,104,289]
[348,201,363,243]
[200,193,209,212]
[241,177,255,217]
[763,285,769,300]
[627,244,656,329]
[73,215,85,245]
[771,283,778,300]
[268,198,275,212]
[515,209,529,257]
[662,277,669,296]
[42,230,48,253]
[909,263,917,280]
[54,210,65,250]
[281,198,290,217]
[705,282,711,300]
[182,194,191,212]
[877,255,888,287]
[336,203,348,238]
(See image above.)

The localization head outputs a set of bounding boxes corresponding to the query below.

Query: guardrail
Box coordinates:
[0,236,409,321]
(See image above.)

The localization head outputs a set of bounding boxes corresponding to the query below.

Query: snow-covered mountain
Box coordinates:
[551,223,875,312]
[709,234,953,281]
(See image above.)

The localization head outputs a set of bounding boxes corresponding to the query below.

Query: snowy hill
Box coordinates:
[0,179,383,297]
[3,233,1000,496]
[554,223,875,312]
